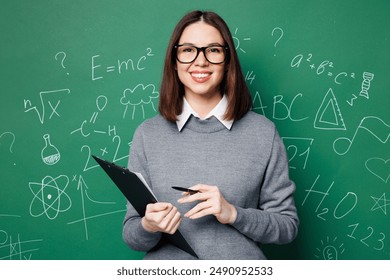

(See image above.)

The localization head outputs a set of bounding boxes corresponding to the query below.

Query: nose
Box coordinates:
[194,49,208,66]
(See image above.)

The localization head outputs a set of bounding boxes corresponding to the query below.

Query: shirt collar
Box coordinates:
[176,95,234,132]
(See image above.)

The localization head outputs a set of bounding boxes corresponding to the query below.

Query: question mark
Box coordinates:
[0,132,16,153]
[55,51,69,75]
[271,27,284,56]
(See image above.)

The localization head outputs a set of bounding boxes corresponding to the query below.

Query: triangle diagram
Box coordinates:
[314,88,346,130]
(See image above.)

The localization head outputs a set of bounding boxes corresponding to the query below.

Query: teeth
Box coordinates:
[192,73,210,78]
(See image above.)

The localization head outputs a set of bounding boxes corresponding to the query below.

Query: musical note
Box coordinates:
[333,116,390,155]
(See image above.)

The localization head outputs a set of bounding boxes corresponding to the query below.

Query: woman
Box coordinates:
[123,10,299,259]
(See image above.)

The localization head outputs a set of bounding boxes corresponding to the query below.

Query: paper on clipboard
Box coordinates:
[133,172,158,201]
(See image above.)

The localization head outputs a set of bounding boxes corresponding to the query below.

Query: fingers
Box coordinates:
[142,202,182,234]
[177,184,237,224]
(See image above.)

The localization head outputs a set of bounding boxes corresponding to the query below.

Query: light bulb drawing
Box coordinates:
[314,236,345,260]
[233,27,251,54]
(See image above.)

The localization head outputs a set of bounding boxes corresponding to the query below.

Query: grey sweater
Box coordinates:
[123,111,299,259]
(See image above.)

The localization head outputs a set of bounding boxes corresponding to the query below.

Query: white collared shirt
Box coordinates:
[176,95,234,132]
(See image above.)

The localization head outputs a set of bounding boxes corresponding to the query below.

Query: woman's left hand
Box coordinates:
[177,184,237,225]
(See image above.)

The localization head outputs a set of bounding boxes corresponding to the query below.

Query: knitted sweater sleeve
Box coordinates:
[231,128,299,244]
[122,125,162,252]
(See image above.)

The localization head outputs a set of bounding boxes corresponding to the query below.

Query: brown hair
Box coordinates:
[158,10,252,121]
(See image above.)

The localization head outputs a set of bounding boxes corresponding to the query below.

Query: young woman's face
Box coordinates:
[176,22,226,100]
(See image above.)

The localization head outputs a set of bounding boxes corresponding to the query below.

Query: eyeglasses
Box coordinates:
[175,44,228,64]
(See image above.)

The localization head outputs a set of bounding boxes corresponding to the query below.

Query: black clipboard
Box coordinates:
[92,155,198,258]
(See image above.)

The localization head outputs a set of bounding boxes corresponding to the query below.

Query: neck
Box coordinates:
[185,92,222,119]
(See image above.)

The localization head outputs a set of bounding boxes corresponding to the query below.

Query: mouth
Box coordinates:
[190,71,211,82]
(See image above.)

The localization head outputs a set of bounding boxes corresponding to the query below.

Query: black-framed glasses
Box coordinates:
[175,44,228,64]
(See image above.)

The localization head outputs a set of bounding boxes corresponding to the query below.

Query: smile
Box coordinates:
[190,72,211,82]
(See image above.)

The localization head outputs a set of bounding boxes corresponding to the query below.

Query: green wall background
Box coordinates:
[1,0,389,259]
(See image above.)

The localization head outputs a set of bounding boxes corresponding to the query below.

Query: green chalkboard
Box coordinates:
[1,0,389,260]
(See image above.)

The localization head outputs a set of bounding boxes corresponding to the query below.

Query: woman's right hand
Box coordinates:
[141,202,182,234]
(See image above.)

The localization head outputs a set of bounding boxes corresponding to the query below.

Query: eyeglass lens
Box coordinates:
[176,45,226,64]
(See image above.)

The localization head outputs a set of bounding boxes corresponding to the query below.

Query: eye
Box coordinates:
[181,47,196,53]
[207,47,222,53]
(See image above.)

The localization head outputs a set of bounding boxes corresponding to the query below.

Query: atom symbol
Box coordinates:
[29,175,72,220]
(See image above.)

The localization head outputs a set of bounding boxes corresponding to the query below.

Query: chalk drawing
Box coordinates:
[120,83,159,120]
[370,193,390,215]
[333,116,390,155]
[41,134,60,165]
[28,175,71,220]
[0,214,21,218]
[23,88,70,124]
[70,95,110,138]
[0,230,43,260]
[365,158,390,183]
[347,72,374,106]
[67,175,121,240]
[359,72,374,99]
[232,27,251,54]
[314,236,345,260]
[0,132,15,153]
[314,88,346,130]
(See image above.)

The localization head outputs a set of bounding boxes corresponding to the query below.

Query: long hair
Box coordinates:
[158,10,252,121]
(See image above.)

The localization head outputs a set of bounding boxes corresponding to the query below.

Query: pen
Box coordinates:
[171,186,199,195]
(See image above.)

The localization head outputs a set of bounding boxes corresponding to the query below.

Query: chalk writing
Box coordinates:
[55,51,69,75]
[23,89,70,124]
[282,137,314,170]
[290,53,355,85]
[272,93,309,122]
[347,223,387,253]
[91,48,154,80]
[301,175,358,221]
[0,230,43,260]
[0,132,16,153]
[252,91,267,117]
[271,27,284,56]
[333,116,390,156]
[70,95,114,138]
[301,175,334,221]
[80,136,129,172]
[28,175,71,220]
